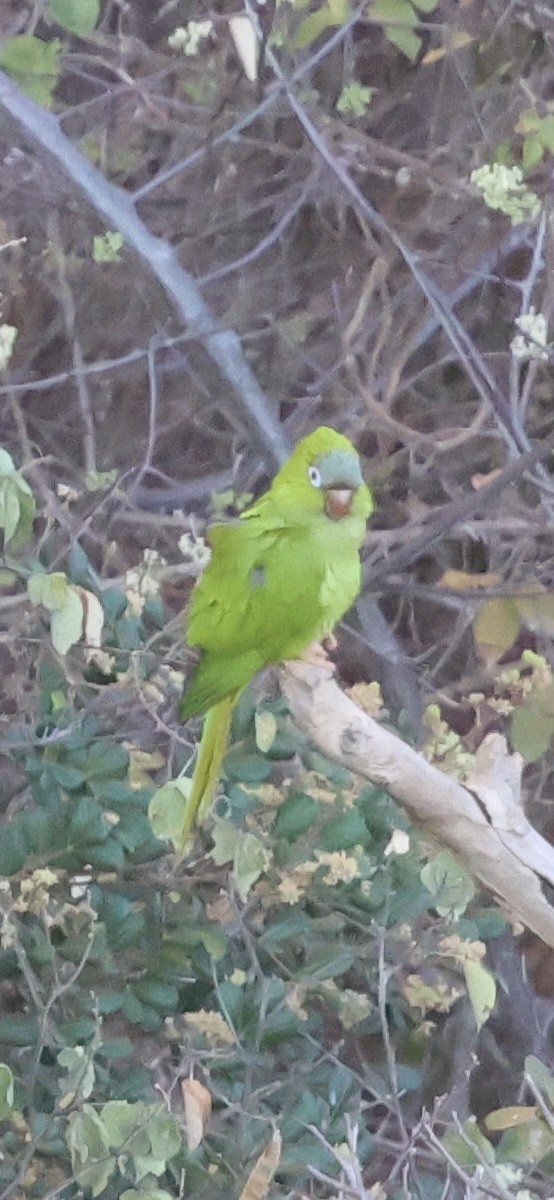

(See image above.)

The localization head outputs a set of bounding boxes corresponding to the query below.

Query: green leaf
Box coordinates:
[93,231,124,263]
[295,946,355,981]
[132,980,179,1011]
[49,763,85,789]
[421,850,475,920]
[84,741,129,778]
[101,1099,144,1147]
[318,808,367,851]
[198,926,228,960]
[68,795,108,842]
[473,598,520,660]
[58,1017,97,1044]
[369,0,417,23]
[0,824,28,875]
[67,1105,115,1197]
[523,133,544,172]
[97,991,125,1015]
[51,587,84,654]
[525,1056,554,1106]
[0,36,61,106]
[120,1189,174,1200]
[27,571,88,654]
[49,0,100,36]
[496,1115,554,1165]
[387,24,422,59]
[0,1063,14,1118]
[224,751,271,784]
[463,959,496,1030]
[8,487,35,549]
[86,839,125,869]
[0,568,18,586]
[114,811,153,852]
[210,818,241,865]
[259,911,311,946]
[144,1111,181,1162]
[368,0,423,59]
[0,449,16,473]
[68,542,93,584]
[58,1045,95,1103]
[441,1116,495,1168]
[0,1016,39,1044]
[336,82,374,117]
[233,832,272,899]
[148,780,190,846]
[537,114,554,152]
[102,585,128,621]
[294,0,350,46]
[98,1036,134,1058]
[273,792,319,840]
[85,468,119,491]
[28,571,68,610]
[254,710,278,754]
[511,702,554,762]
[0,455,35,547]
[0,484,20,544]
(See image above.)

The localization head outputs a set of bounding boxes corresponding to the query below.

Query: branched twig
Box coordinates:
[0,71,288,468]
[265,50,554,502]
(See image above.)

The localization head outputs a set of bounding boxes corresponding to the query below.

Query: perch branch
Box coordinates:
[279,661,554,947]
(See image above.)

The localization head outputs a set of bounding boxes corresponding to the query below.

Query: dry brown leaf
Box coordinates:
[438,569,500,592]
[182,1077,212,1150]
[471,468,503,489]
[238,1130,282,1200]
[422,31,474,65]
[185,1009,236,1046]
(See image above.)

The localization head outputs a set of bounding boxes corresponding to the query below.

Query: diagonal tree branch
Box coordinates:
[0,70,289,468]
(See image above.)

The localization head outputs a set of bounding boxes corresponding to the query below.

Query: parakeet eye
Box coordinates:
[308,465,322,488]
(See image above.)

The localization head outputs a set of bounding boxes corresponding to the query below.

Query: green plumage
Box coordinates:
[177,426,373,850]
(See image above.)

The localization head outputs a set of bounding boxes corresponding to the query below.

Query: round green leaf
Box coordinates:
[0,35,61,106]
[0,1063,14,1118]
[51,587,84,654]
[463,959,496,1030]
[148,780,190,846]
[49,0,100,36]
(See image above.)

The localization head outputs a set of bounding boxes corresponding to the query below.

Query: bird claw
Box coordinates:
[297,640,336,670]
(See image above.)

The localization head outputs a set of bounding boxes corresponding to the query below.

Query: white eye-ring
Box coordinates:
[308,465,322,488]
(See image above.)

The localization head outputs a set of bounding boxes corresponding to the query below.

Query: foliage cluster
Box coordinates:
[0,458,554,1198]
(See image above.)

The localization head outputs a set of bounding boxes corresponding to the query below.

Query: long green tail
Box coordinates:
[178,695,236,854]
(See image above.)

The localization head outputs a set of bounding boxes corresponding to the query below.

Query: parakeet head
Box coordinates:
[269,426,373,525]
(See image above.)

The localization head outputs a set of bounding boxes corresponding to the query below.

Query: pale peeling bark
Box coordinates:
[280,661,554,947]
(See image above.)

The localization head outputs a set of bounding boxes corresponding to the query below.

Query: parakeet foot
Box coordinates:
[296,641,336,670]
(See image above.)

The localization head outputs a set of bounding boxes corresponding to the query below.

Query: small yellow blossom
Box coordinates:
[315,850,360,886]
[229,969,247,986]
[185,1009,236,1046]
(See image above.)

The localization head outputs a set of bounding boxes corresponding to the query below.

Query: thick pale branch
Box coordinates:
[280,661,554,948]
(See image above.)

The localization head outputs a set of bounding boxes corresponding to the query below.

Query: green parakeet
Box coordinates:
[178,425,373,850]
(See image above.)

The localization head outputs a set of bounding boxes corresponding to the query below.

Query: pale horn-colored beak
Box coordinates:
[325,488,353,520]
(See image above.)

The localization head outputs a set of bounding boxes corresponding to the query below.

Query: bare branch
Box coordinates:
[0,70,288,468]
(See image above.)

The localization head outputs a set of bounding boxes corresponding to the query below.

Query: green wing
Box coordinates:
[181,510,360,717]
